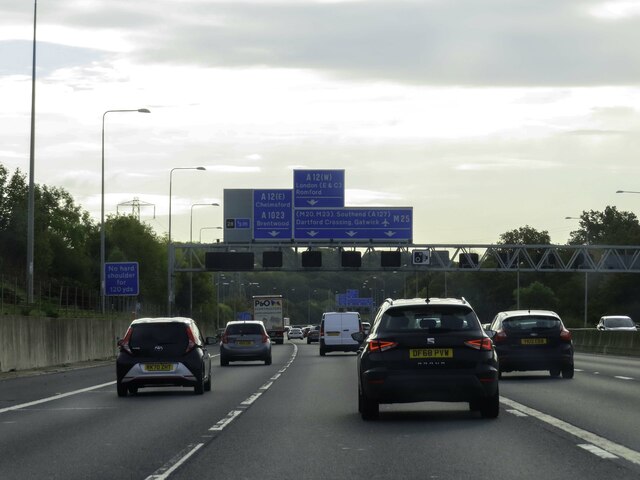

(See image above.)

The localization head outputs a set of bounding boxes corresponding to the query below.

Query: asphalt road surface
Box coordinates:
[1,345,639,480]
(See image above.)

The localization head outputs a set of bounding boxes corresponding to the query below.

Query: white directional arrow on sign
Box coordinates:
[307,231,318,237]
[346,231,357,237]
[384,231,396,237]
[307,199,319,206]
[268,231,280,237]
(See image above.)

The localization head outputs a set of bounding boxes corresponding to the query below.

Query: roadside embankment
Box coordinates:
[571,329,640,357]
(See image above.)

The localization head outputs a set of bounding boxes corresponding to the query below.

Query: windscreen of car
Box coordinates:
[503,316,561,332]
[129,323,188,355]
[604,317,634,328]
[226,324,264,335]
[377,307,480,333]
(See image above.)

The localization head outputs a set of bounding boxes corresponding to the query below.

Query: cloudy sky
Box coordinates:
[2,0,640,244]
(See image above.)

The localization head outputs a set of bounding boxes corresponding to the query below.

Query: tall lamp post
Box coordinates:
[100,108,150,314]
[565,216,589,327]
[189,203,219,316]
[167,166,206,316]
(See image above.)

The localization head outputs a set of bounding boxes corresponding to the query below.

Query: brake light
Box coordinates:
[493,330,507,344]
[262,331,270,343]
[560,328,572,341]
[185,326,197,353]
[464,338,494,351]
[222,331,229,344]
[119,327,133,354]
[367,339,398,352]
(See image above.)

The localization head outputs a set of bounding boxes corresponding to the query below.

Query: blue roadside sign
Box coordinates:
[294,207,412,241]
[105,262,139,296]
[253,189,293,240]
[294,169,345,208]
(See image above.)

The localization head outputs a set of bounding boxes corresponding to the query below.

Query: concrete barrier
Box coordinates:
[571,329,640,357]
[0,315,132,373]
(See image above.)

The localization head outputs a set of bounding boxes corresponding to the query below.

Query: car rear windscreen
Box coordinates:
[129,323,188,355]
[503,316,561,332]
[226,324,263,335]
[604,317,634,328]
[378,307,480,333]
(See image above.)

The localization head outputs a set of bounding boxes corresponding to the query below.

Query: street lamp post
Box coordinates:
[100,108,150,314]
[167,166,206,316]
[189,203,219,317]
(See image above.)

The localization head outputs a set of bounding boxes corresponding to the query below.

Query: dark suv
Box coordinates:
[486,310,574,378]
[116,317,216,396]
[354,297,499,420]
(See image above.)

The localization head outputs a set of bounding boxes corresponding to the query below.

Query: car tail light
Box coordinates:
[185,326,197,353]
[221,331,229,344]
[367,339,398,352]
[261,331,270,343]
[464,338,493,351]
[560,328,572,341]
[493,330,508,344]
[119,327,133,354]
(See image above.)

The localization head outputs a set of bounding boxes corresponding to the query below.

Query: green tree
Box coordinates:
[568,206,640,245]
[516,281,559,311]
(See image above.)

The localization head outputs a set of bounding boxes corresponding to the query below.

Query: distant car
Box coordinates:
[116,317,216,396]
[597,315,638,331]
[302,326,312,338]
[220,321,272,366]
[287,327,304,340]
[307,325,320,344]
[354,297,499,420]
[487,310,574,378]
[362,322,371,336]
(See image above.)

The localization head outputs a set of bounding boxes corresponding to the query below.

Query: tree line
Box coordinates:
[2,161,640,327]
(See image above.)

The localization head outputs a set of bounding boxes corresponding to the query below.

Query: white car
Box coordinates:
[287,327,304,340]
[596,315,638,331]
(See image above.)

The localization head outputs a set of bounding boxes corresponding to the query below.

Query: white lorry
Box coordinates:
[253,295,285,344]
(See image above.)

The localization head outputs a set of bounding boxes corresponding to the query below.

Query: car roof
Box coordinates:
[601,315,632,320]
[129,317,193,326]
[226,320,264,326]
[497,310,560,319]
[380,297,472,310]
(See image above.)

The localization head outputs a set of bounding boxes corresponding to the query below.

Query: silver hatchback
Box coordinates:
[220,321,272,366]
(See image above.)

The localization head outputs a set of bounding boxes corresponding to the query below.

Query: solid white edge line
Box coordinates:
[578,444,619,459]
[0,381,116,414]
[145,443,204,480]
[501,396,640,466]
[614,376,634,381]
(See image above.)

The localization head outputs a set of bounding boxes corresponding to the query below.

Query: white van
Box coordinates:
[319,311,362,356]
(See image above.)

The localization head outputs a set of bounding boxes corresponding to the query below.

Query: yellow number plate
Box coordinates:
[144,363,173,372]
[409,348,453,359]
[327,332,340,336]
[521,338,547,345]
[236,340,254,346]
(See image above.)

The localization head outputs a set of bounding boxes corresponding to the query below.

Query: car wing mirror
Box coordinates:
[351,332,366,343]
[205,336,219,345]
[484,330,496,339]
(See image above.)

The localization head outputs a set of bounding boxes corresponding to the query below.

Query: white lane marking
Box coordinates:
[0,381,115,414]
[145,443,204,480]
[614,376,634,381]
[259,381,273,390]
[574,369,584,372]
[501,396,640,466]
[506,409,528,417]
[209,410,242,431]
[241,393,262,406]
[271,373,281,380]
[579,444,619,459]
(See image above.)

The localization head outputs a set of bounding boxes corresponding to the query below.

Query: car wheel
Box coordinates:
[204,370,212,392]
[549,367,561,377]
[264,355,272,365]
[117,381,128,397]
[468,400,480,412]
[480,389,500,419]
[562,365,574,379]
[359,389,379,420]
[220,355,229,367]
[307,338,311,344]
[194,371,205,395]
[128,386,138,395]
[319,347,326,356]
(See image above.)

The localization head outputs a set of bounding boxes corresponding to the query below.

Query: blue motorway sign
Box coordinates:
[294,169,345,208]
[294,207,412,241]
[253,189,293,240]
[105,262,139,296]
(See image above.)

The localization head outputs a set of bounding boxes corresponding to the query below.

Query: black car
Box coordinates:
[306,325,320,344]
[116,317,217,396]
[486,309,574,378]
[354,297,499,420]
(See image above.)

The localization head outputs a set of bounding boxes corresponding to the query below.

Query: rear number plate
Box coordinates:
[143,363,173,372]
[236,340,254,346]
[410,348,453,359]
[521,338,547,345]
[327,332,340,336]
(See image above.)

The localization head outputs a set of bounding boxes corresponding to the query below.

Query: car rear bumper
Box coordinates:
[360,367,498,403]
[117,362,200,387]
[220,344,271,361]
[496,345,573,372]
[320,339,360,352]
